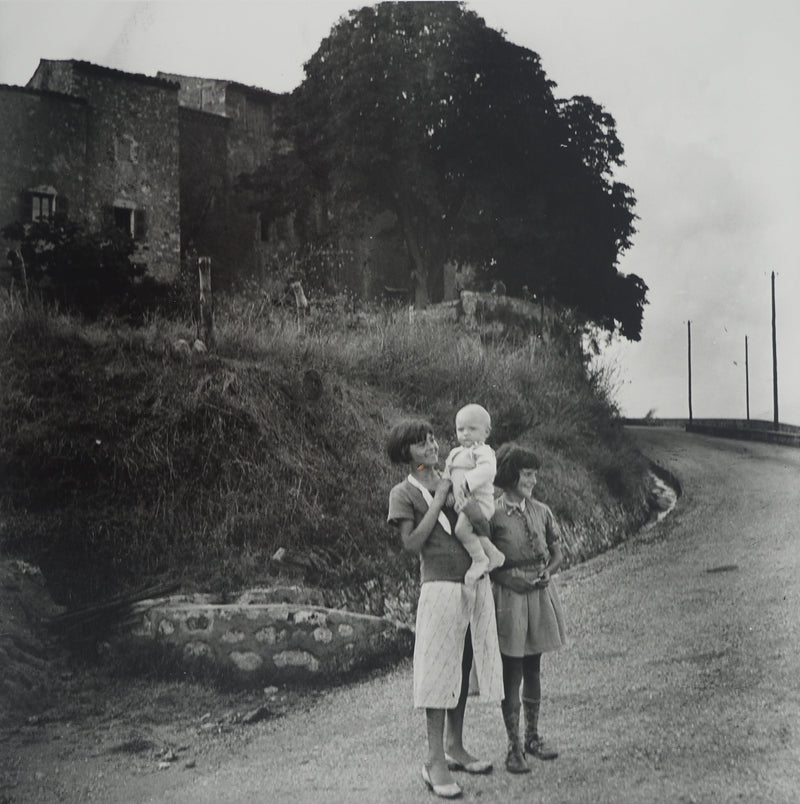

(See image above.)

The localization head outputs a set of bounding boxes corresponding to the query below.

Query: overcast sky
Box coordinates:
[1,0,798,424]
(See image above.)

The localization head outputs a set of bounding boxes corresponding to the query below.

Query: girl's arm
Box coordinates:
[538,542,563,586]
[538,506,564,585]
[399,477,452,553]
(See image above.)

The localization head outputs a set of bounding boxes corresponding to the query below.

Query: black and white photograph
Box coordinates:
[1,1,798,801]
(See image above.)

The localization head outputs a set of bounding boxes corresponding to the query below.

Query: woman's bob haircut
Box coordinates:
[386,419,436,465]
[494,442,541,490]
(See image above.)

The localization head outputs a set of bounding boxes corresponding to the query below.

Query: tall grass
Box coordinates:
[0,292,650,606]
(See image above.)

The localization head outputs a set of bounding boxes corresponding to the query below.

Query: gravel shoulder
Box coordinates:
[3,427,800,803]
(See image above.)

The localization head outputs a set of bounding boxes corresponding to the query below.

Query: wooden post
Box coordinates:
[198,256,214,349]
[687,320,693,423]
[289,279,309,320]
[771,271,778,426]
[744,335,750,421]
[9,247,28,299]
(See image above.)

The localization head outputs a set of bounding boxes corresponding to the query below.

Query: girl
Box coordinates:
[387,419,504,798]
[489,442,567,774]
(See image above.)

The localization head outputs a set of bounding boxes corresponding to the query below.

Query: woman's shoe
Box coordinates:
[421,764,462,798]
[444,753,493,774]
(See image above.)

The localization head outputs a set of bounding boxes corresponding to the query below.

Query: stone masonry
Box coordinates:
[119,587,413,685]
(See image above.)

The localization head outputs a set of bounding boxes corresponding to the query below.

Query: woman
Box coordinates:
[490,442,567,774]
[387,419,504,799]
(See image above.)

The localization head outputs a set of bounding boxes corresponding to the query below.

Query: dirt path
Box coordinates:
[3,427,800,802]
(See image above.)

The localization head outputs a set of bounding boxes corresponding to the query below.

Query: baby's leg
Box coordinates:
[454,513,490,584]
[460,499,505,571]
[479,536,506,571]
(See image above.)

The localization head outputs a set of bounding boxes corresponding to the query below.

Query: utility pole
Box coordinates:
[771,271,778,426]
[687,320,693,423]
[745,335,750,421]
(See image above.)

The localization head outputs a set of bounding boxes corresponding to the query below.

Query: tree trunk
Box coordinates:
[392,188,447,309]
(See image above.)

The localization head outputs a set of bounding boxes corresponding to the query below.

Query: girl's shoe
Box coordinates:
[524,735,559,760]
[421,764,462,798]
[505,742,530,774]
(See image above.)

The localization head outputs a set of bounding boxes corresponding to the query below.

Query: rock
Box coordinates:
[172,339,191,358]
[242,704,272,724]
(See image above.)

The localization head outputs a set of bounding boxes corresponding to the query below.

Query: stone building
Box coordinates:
[0,58,420,298]
[157,72,286,287]
[1,60,181,281]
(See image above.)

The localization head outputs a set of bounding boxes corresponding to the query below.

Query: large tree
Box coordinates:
[284,1,647,338]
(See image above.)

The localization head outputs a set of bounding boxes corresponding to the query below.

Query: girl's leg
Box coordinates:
[522,653,558,759]
[501,653,529,773]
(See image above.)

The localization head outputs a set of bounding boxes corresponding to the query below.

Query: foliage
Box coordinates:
[277,1,647,338]
[0,293,651,605]
[1,215,149,319]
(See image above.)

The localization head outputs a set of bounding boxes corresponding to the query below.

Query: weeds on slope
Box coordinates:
[0,291,648,604]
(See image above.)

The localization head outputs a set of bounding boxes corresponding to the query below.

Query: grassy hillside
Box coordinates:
[0,292,651,608]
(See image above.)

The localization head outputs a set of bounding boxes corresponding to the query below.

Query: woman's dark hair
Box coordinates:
[494,442,541,490]
[386,419,435,465]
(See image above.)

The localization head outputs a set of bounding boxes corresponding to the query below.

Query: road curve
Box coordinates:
[132,427,800,803]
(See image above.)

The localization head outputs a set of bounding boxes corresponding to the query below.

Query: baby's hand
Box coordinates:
[446,492,456,508]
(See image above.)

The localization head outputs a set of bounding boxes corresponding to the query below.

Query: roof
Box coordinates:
[54,60,180,91]
[157,71,282,101]
[0,82,88,104]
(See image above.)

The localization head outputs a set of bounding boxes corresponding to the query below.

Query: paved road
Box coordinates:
[45,427,800,802]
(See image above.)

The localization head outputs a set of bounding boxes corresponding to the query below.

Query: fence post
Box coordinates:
[198,256,214,349]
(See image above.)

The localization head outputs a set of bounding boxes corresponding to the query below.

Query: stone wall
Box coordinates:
[177,107,231,275]
[459,290,545,337]
[0,86,88,250]
[116,587,413,685]
[162,73,286,286]
[24,61,182,281]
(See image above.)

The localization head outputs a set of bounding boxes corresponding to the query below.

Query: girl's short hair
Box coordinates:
[494,442,541,490]
[386,419,435,465]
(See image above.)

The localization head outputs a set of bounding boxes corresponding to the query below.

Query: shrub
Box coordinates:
[2,215,145,318]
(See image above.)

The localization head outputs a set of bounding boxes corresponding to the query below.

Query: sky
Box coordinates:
[1,0,798,424]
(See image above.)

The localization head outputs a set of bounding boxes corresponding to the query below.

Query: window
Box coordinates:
[31,192,56,222]
[112,206,147,241]
[114,135,140,164]
[114,206,133,235]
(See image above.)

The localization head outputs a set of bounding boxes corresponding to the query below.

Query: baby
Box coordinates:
[445,403,506,583]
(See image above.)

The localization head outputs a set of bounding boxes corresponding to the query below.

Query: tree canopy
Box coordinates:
[273,1,647,339]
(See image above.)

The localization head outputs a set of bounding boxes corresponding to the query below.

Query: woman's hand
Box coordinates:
[432,477,452,507]
[536,569,551,587]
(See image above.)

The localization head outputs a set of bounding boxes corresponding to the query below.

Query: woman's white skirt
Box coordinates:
[413,578,504,709]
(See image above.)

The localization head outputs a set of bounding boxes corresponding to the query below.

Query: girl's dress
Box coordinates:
[490,494,567,657]
[388,475,504,708]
